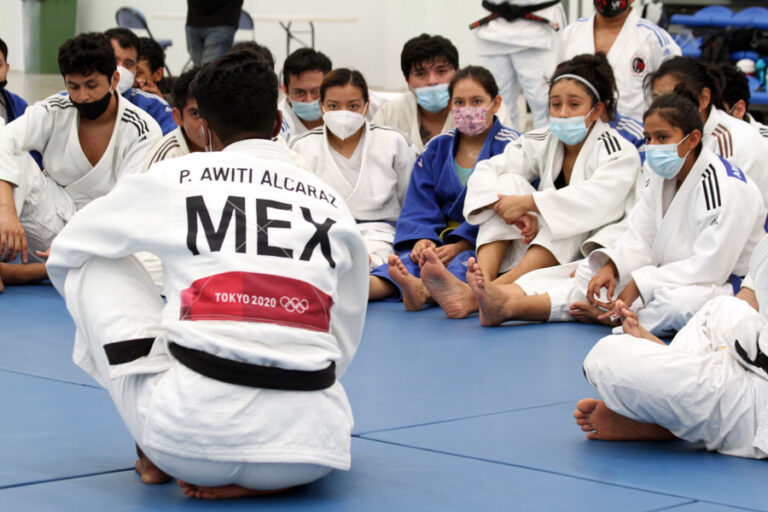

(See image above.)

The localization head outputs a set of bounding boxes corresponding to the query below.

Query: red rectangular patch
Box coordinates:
[180,272,333,332]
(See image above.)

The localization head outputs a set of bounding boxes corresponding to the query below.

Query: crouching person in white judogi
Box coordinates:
[466,89,766,336]
[574,233,768,459]
[418,53,639,319]
[0,33,161,292]
[46,52,369,499]
[291,68,417,269]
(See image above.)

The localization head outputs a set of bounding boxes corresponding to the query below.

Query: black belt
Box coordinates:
[169,342,336,391]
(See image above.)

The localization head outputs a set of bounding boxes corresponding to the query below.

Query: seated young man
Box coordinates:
[373,33,513,153]
[135,37,168,99]
[0,37,27,124]
[0,32,161,291]
[46,49,369,499]
[278,48,332,142]
[104,28,176,135]
[575,234,768,459]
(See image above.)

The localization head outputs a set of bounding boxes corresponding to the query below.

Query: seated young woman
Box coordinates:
[290,68,417,269]
[415,53,640,319]
[468,87,766,337]
[368,66,520,308]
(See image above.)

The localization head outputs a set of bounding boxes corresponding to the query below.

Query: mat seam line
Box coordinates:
[0,367,102,390]
[0,467,132,491]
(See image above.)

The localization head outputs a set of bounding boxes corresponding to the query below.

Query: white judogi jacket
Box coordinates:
[372,92,515,153]
[748,113,768,140]
[464,120,640,263]
[558,10,681,120]
[142,126,191,172]
[0,92,161,209]
[588,148,765,303]
[704,108,768,204]
[474,0,567,55]
[290,122,417,266]
[47,139,369,469]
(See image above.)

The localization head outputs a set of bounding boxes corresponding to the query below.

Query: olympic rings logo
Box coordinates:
[280,296,310,314]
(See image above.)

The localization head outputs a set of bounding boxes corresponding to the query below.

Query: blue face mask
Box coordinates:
[414,83,450,113]
[645,134,691,180]
[291,99,322,122]
[549,108,595,146]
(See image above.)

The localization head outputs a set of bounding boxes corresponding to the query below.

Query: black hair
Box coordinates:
[191,51,278,143]
[282,48,332,89]
[58,32,117,78]
[104,27,140,52]
[229,41,275,71]
[320,68,369,104]
[0,38,7,61]
[645,56,724,114]
[643,84,703,156]
[448,65,499,100]
[549,53,617,120]
[400,33,459,79]
[172,67,200,111]
[714,62,750,112]
[137,37,165,73]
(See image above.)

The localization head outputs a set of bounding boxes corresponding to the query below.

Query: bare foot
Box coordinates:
[134,446,171,484]
[574,398,675,441]
[388,253,429,311]
[569,301,616,326]
[420,249,477,318]
[466,258,510,326]
[178,480,290,499]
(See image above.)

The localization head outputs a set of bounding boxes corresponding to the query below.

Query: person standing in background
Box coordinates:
[186,0,244,67]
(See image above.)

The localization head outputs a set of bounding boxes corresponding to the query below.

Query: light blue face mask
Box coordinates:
[414,83,450,113]
[291,99,322,121]
[645,134,691,179]
[549,107,595,146]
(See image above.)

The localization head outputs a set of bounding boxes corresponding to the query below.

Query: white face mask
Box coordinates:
[322,109,366,140]
[116,65,135,95]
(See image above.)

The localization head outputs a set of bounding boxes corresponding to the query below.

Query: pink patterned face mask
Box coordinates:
[452,106,489,136]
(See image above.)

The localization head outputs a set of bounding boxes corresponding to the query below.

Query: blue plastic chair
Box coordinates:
[670,6,734,28]
[731,7,768,30]
[115,7,173,50]
[234,9,255,43]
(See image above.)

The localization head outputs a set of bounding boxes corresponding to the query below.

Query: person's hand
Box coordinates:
[136,79,164,99]
[513,213,538,244]
[410,239,437,263]
[492,193,534,225]
[596,279,641,323]
[587,261,618,308]
[434,239,472,265]
[737,287,759,311]
[35,248,50,260]
[0,204,27,263]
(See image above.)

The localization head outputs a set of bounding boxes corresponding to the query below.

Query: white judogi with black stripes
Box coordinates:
[540,148,765,336]
[704,108,768,203]
[464,119,639,270]
[143,126,190,172]
[558,9,681,120]
[747,113,768,140]
[0,92,161,259]
[46,139,369,489]
[290,122,417,268]
[278,98,312,143]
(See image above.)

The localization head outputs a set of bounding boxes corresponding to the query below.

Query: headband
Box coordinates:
[553,73,601,102]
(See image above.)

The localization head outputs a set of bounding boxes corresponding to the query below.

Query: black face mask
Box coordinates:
[72,90,114,120]
[0,80,6,91]
[594,0,629,17]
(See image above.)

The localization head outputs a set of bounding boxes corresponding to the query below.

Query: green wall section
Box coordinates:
[23,0,78,74]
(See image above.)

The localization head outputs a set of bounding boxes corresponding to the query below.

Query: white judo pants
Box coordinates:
[583,296,768,458]
[477,175,585,273]
[517,259,733,336]
[482,47,557,131]
[12,152,75,262]
[63,256,332,489]
[358,221,395,270]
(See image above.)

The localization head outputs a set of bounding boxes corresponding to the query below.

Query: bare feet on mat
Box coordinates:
[388,253,429,311]
[420,249,476,319]
[574,398,674,442]
[569,301,616,326]
[466,258,508,326]
[178,480,290,499]
[134,446,171,484]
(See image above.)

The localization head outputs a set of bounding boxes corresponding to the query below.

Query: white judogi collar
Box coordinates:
[223,138,296,164]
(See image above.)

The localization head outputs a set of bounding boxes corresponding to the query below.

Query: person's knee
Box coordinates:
[582,335,635,388]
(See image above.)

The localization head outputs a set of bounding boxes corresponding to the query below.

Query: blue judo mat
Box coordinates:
[2,284,767,511]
